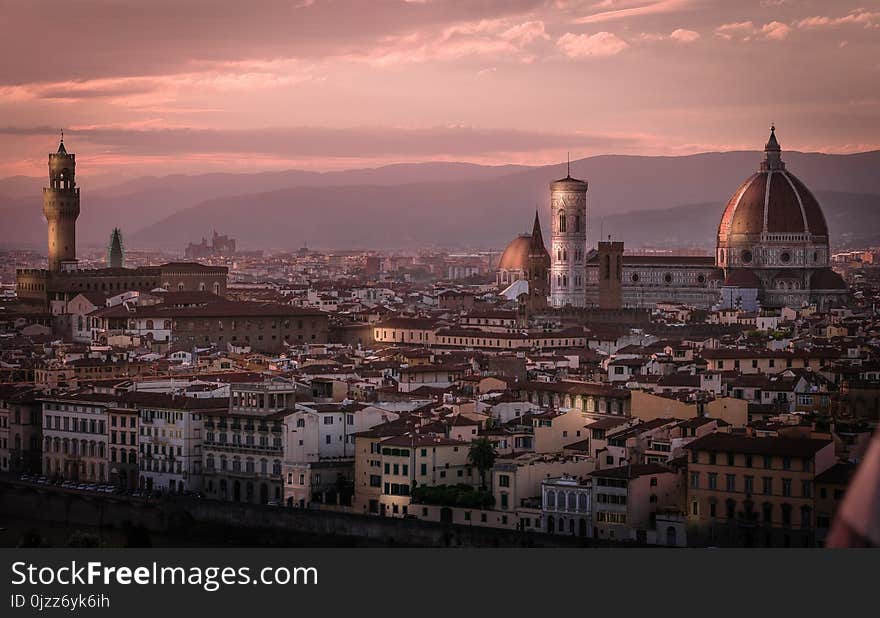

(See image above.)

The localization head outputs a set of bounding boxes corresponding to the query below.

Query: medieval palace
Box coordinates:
[15,137,228,311]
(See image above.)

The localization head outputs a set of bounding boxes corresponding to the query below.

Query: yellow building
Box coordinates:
[377,434,476,517]
[684,433,835,547]
[630,390,748,426]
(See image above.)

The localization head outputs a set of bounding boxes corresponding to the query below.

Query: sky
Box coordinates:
[0,0,878,180]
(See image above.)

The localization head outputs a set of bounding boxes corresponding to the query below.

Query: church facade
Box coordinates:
[15,138,228,312]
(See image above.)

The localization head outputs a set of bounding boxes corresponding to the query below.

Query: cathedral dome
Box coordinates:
[718,126,828,245]
[716,127,830,272]
[498,235,533,271]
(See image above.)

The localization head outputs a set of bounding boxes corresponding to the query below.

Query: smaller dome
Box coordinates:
[724,269,763,288]
[498,235,532,271]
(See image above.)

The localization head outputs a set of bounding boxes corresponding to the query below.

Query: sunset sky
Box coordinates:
[1,0,878,181]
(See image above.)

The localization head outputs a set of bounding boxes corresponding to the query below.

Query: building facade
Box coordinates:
[202,383,292,504]
[684,433,835,547]
[41,394,110,483]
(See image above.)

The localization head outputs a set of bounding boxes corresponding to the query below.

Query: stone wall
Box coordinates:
[0,479,596,547]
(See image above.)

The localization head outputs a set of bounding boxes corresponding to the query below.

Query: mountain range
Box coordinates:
[1,150,878,252]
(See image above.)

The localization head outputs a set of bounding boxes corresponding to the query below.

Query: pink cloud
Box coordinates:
[715,21,756,40]
[572,0,697,25]
[348,17,550,66]
[715,20,790,42]
[669,28,701,43]
[797,10,880,29]
[556,32,629,58]
[761,21,791,40]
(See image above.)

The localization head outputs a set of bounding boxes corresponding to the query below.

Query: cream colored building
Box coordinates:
[630,390,748,426]
[41,394,112,483]
[493,452,594,514]
[377,434,476,517]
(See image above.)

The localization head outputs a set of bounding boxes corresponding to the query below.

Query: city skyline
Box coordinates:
[1,0,879,179]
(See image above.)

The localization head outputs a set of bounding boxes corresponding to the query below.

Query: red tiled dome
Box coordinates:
[723,269,763,288]
[717,127,828,246]
[498,235,532,270]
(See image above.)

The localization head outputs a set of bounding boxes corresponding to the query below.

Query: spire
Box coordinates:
[761,123,784,171]
[567,152,571,179]
[528,209,547,256]
[765,123,780,151]
[108,227,125,268]
[57,129,67,155]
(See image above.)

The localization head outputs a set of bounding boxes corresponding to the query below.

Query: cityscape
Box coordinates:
[0,0,879,550]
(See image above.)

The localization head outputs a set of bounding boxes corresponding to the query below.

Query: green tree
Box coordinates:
[468,437,497,490]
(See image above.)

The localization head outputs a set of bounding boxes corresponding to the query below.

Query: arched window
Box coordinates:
[558,212,566,233]
[546,490,556,509]
[575,215,581,232]
[567,492,577,511]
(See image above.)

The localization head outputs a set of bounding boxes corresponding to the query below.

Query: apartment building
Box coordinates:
[588,463,684,543]
[202,382,294,504]
[684,433,835,547]
[135,393,222,493]
[377,433,475,517]
[41,393,113,482]
[351,417,425,515]
[108,406,138,488]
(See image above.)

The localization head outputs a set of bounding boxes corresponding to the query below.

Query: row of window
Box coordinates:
[205,454,282,476]
[691,451,812,472]
[692,498,812,527]
[43,437,105,458]
[44,458,106,481]
[691,472,812,498]
[545,490,589,511]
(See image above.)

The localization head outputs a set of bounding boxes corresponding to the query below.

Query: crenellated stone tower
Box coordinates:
[43,134,80,272]
[549,162,588,307]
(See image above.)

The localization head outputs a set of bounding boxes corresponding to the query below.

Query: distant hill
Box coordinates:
[2,149,879,251]
[592,191,880,249]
